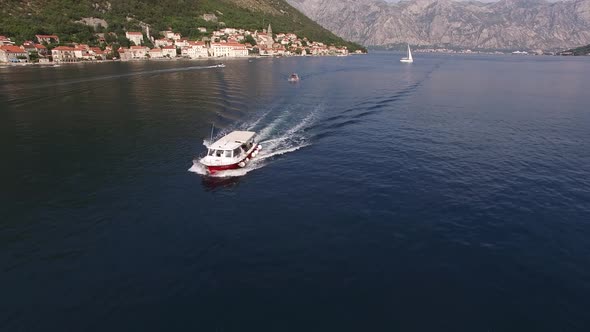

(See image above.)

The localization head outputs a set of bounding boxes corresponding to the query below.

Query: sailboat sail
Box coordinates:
[400,44,413,63]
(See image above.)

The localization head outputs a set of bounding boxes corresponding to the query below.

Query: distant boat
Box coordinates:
[400,44,413,63]
[288,73,300,82]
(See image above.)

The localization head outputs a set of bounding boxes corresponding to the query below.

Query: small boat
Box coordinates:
[400,44,413,63]
[196,131,262,174]
[216,63,226,68]
[288,73,300,82]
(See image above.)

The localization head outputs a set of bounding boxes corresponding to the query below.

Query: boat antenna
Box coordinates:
[210,123,215,143]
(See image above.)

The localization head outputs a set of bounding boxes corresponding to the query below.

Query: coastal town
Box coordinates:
[0,23,357,65]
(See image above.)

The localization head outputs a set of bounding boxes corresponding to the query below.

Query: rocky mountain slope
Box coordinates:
[287,0,590,50]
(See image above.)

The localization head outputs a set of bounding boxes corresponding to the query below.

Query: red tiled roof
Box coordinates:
[0,45,26,53]
[52,46,74,51]
[34,44,47,49]
[162,45,176,49]
[130,46,147,50]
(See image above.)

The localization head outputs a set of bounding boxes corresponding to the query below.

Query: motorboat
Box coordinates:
[400,44,413,63]
[196,131,261,174]
[216,63,226,68]
[288,73,300,82]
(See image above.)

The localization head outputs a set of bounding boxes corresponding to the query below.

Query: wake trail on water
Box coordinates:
[309,61,445,132]
[189,104,321,177]
[189,61,444,178]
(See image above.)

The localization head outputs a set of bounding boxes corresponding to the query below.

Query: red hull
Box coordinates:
[207,163,241,173]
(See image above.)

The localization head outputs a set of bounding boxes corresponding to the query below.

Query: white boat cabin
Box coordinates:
[204,131,256,164]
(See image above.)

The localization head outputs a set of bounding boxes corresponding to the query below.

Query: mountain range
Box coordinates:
[287,0,590,50]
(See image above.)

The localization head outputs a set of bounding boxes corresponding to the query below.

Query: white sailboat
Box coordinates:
[400,44,413,63]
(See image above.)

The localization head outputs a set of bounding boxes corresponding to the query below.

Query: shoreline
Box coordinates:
[0,53,364,68]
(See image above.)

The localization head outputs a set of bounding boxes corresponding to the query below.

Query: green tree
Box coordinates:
[117,36,131,48]
[242,34,256,45]
[28,51,40,62]
[142,33,154,48]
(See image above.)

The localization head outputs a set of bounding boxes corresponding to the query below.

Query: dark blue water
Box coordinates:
[2,53,590,331]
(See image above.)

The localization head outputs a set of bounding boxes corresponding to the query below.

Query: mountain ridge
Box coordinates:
[287,0,590,50]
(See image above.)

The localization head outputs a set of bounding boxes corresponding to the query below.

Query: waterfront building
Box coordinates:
[51,46,76,62]
[0,45,29,63]
[161,45,177,58]
[149,48,164,58]
[182,41,209,58]
[118,48,133,61]
[129,45,149,58]
[210,42,248,57]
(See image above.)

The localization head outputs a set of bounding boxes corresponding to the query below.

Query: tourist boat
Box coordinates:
[400,44,413,63]
[288,73,300,82]
[196,131,262,174]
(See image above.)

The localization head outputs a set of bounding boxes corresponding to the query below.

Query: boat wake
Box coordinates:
[188,104,320,177]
